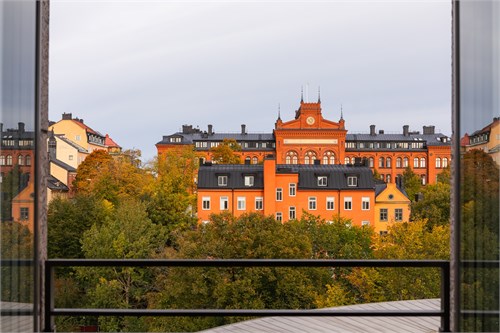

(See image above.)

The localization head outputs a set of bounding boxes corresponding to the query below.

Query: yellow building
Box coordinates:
[374,183,411,235]
[462,117,500,166]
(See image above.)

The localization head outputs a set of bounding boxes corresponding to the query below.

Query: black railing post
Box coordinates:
[43,262,54,332]
[440,261,451,332]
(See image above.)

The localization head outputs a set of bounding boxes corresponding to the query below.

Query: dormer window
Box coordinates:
[218,175,228,186]
[317,176,327,186]
[244,175,254,187]
[347,176,358,187]
[170,137,182,143]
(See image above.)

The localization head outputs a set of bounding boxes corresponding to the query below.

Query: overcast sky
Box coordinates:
[49,0,452,161]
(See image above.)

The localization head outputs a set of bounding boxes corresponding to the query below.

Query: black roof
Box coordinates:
[345,133,450,146]
[157,132,275,145]
[198,164,375,190]
[198,164,264,189]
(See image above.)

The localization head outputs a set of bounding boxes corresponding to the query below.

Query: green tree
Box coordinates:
[411,181,451,227]
[145,147,198,241]
[402,166,422,202]
[148,213,374,332]
[210,138,242,164]
[79,198,167,332]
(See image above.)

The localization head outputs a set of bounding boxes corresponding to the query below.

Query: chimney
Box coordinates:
[208,124,213,135]
[241,124,246,135]
[423,126,435,135]
[79,119,84,123]
[370,125,376,136]
[62,113,72,120]
[0,123,3,133]
[18,122,25,133]
[403,125,409,136]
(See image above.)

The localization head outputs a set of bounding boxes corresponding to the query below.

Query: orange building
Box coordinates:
[197,157,387,227]
[157,98,451,186]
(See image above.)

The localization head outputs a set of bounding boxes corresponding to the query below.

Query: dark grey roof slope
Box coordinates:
[47,175,69,192]
[198,164,264,189]
[157,132,275,145]
[282,164,375,190]
[49,158,76,172]
[199,299,441,333]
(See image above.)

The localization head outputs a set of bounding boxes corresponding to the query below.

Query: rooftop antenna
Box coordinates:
[301,86,304,102]
[318,86,321,103]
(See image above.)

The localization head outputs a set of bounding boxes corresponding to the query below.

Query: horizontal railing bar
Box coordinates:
[46,259,448,268]
[0,309,34,316]
[460,260,500,268]
[461,310,500,317]
[53,308,444,317]
[0,259,34,266]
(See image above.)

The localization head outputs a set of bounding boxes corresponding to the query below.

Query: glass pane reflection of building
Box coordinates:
[0,0,37,331]
[456,0,500,331]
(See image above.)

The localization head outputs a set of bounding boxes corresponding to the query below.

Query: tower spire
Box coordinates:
[318,86,321,103]
[340,104,344,120]
[278,103,281,120]
[301,86,304,102]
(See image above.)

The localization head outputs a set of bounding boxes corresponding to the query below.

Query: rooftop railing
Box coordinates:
[44,259,451,332]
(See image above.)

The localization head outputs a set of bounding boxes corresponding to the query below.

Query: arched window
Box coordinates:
[386,174,391,183]
[420,157,426,168]
[6,155,12,165]
[18,155,24,165]
[379,157,384,168]
[386,157,391,168]
[403,157,409,167]
[252,156,258,164]
[414,158,419,168]
[396,157,402,168]
[421,174,426,185]
[351,157,356,164]
[323,151,335,165]
[344,157,350,164]
[285,151,298,164]
[304,151,316,165]
[0,156,5,166]
[245,156,251,164]
[435,157,441,168]
[442,157,448,168]
[26,155,31,166]
[369,157,374,168]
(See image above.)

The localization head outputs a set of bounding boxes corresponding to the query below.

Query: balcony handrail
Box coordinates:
[43,259,450,332]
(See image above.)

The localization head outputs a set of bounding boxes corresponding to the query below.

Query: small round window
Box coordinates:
[388,194,394,200]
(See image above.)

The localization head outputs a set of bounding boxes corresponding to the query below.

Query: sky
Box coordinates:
[49,0,452,162]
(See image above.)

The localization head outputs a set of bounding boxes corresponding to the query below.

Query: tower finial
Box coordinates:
[278,103,281,120]
[340,104,344,120]
[301,86,304,102]
[318,86,321,103]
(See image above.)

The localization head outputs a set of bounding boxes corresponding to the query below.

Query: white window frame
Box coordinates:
[317,176,327,186]
[289,183,296,196]
[344,197,352,210]
[362,197,370,210]
[244,175,254,187]
[395,208,403,221]
[276,188,283,201]
[237,197,246,210]
[347,176,357,187]
[255,197,263,210]
[276,212,282,222]
[220,196,228,210]
[308,197,317,210]
[361,221,370,226]
[202,196,211,210]
[218,175,228,186]
[380,208,388,221]
[289,206,296,220]
[326,197,335,210]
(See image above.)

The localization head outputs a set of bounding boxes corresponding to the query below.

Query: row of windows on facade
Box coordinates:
[469,133,489,145]
[194,141,275,149]
[216,175,358,188]
[284,152,448,169]
[345,141,426,149]
[0,155,32,166]
[201,195,371,212]
[1,139,34,147]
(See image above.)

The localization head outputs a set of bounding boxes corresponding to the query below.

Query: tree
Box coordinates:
[148,213,374,332]
[411,181,451,228]
[402,166,422,202]
[78,198,167,332]
[48,194,113,259]
[145,146,198,241]
[210,138,242,164]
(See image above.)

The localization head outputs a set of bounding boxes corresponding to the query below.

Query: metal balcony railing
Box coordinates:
[44,259,451,332]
